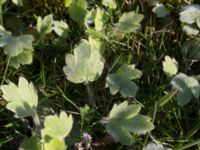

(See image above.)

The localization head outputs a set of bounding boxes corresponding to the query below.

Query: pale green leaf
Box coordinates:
[106,101,154,145]
[181,40,200,61]
[109,101,141,119]
[186,77,200,99]
[102,0,117,10]
[44,138,66,150]
[121,115,154,134]
[106,64,141,97]
[106,122,132,145]
[162,55,178,76]
[114,11,143,33]
[180,5,200,24]
[53,20,69,37]
[116,64,142,80]
[88,36,105,54]
[68,0,87,24]
[21,136,42,150]
[37,14,53,34]
[171,73,200,106]
[152,3,169,18]
[143,142,165,150]
[63,39,104,83]
[64,0,71,7]
[94,8,105,31]
[1,77,38,118]
[12,0,23,6]
[109,101,128,118]
[42,112,73,140]
[9,49,33,69]
[183,25,199,35]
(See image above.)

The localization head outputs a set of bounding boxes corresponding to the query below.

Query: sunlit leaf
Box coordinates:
[102,0,117,10]
[42,111,73,140]
[106,64,142,97]
[114,11,143,33]
[105,101,154,145]
[37,14,53,34]
[183,25,199,35]
[162,55,178,76]
[152,3,169,18]
[180,4,200,24]
[171,73,200,106]
[12,0,23,6]
[63,39,104,83]
[64,0,71,7]
[143,142,165,150]
[44,138,66,150]
[94,8,106,31]
[1,77,38,118]
[68,0,87,24]
[53,20,69,37]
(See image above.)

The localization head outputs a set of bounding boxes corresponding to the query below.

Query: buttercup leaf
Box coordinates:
[152,3,169,18]
[1,77,38,118]
[53,20,69,37]
[114,11,143,33]
[63,39,104,83]
[162,55,178,76]
[106,64,142,97]
[21,136,42,150]
[171,73,200,106]
[68,0,87,24]
[42,111,73,140]
[44,138,66,150]
[105,101,154,145]
[102,0,117,10]
[37,14,53,34]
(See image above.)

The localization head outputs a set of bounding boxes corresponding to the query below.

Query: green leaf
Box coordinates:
[42,111,73,140]
[9,48,33,69]
[106,122,132,145]
[21,136,42,150]
[44,138,67,150]
[162,55,178,76]
[106,64,142,97]
[143,142,165,150]
[152,3,169,18]
[114,11,143,33]
[171,73,200,106]
[1,77,38,118]
[106,101,154,145]
[64,0,71,7]
[53,20,69,37]
[0,0,6,4]
[180,5,200,24]
[68,0,87,24]
[37,14,53,34]
[88,36,105,54]
[109,101,141,119]
[121,115,154,134]
[94,8,106,31]
[63,39,104,83]
[183,25,199,35]
[181,40,200,61]
[102,0,117,10]
[12,0,23,6]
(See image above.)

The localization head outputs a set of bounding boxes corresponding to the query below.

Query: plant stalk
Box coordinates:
[85,82,95,106]
[33,110,42,137]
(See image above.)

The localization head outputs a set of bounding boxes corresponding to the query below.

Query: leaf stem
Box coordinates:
[85,82,95,106]
[32,110,42,137]
[1,56,10,85]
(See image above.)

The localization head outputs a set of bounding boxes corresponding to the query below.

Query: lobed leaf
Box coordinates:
[37,14,53,34]
[63,39,104,83]
[162,55,178,76]
[1,77,38,118]
[42,111,73,140]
